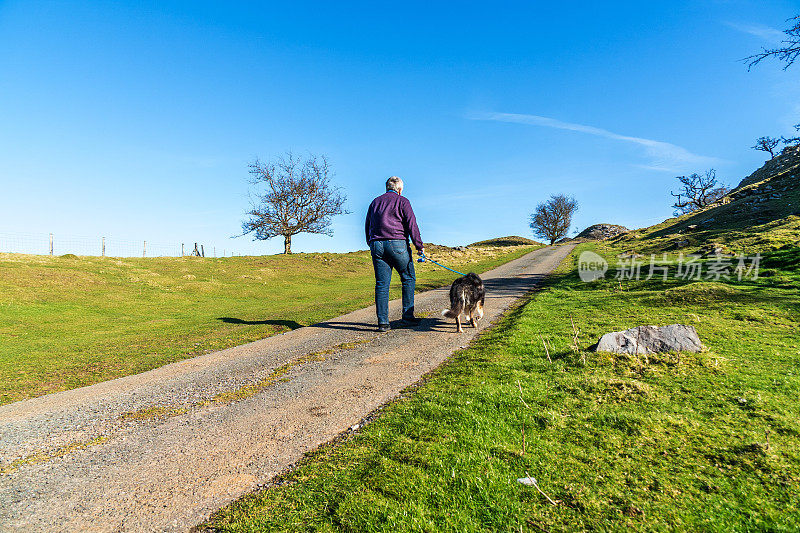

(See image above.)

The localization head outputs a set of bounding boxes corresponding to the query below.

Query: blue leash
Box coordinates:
[417,252,466,276]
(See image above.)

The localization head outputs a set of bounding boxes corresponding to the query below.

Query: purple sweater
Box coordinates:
[365,191,424,250]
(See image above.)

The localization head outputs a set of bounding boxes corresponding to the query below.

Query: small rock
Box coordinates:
[698,243,730,257]
[518,476,536,486]
[593,324,703,354]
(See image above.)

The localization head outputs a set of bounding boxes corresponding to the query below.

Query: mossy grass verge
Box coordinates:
[119,338,376,423]
[0,244,537,405]
[0,435,110,476]
[204,243,800,532]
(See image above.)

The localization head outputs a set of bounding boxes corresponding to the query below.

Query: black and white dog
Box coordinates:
[442,273,485,333]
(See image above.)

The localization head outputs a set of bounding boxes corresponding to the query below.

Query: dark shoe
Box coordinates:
[378,323,391,332]
[400,316,422,326]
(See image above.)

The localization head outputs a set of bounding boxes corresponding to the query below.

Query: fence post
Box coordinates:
[143,241,147,258]
[49,233,53,255]
[213,246,216,257]
[201,245,205,258]
[181,243,184,257]
[102,237,106,257]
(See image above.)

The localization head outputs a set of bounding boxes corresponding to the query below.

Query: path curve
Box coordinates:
[0,244,574,532]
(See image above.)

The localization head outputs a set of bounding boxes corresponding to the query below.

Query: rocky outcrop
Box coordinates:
[576,224,630,241]
[593,324,703,355]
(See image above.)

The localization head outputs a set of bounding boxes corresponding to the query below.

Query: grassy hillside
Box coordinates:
[0,245,535,405]
[205,243,800,532]
[613,147,800,254]
[470,236,543,247]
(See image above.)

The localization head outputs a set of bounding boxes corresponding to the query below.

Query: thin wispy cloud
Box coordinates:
[470,112,721,172]
[724,21,784,43]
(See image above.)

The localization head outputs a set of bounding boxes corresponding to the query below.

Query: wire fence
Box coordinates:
[0,231,238,258]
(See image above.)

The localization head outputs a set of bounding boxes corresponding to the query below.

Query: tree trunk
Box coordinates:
[284,234,292,254]
[549,237,556,245]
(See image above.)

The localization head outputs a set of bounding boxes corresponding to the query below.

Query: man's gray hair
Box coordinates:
[386,176,404,193]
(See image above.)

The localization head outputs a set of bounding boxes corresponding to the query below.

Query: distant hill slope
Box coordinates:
[469,236,543,247]
[613,145,800,254]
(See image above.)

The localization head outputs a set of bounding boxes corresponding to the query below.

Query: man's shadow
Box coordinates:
[306,316,452,333]
[404,316,451,333]
[217,317,303,330]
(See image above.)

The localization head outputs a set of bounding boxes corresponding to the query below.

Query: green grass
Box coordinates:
[0,244,537,405]
[205,243,800,532]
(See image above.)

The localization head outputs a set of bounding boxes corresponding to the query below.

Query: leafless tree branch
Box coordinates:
[745,16,800,70]
[670,169,730,215]
[752,136,781,158]
[241,152,349,253]
[781,124,800,147]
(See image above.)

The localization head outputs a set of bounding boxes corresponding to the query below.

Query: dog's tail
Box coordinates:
[442,290,466,318]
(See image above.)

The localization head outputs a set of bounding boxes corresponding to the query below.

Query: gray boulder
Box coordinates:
[593,324,702,354]
[576,223,630,241]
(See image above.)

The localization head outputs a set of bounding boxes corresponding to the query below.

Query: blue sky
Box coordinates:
[1,1,798,255]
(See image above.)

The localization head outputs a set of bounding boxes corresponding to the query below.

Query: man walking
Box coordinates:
[365,176,424,332]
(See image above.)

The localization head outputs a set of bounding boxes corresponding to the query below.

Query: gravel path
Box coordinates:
[0,244,574,532]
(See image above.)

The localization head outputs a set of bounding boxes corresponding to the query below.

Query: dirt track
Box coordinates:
[0,244,574,532]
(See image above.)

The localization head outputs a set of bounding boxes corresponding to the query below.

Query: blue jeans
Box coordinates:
[369,239,416,324]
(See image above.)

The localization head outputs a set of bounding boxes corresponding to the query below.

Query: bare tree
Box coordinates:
[745,15,800,70]
[529,194,579,245]
[242,152,348,254]
[671,169,731,215]
[752,136,781,158]
[782,124,800,147]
